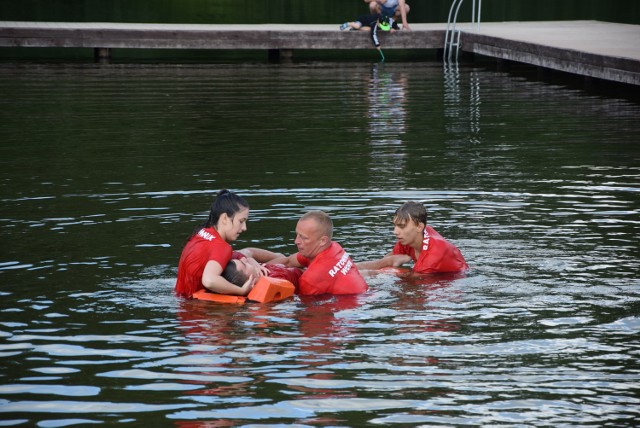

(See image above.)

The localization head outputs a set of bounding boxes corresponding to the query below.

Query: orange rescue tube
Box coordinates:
[192,277,295,305]
[248,276,295,303]
[192,290,246,305]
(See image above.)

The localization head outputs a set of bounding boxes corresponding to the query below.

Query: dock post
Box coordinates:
[280,49,293,62]
[267,49,279,62]
[268,49,293,63]
[94,47,111,63]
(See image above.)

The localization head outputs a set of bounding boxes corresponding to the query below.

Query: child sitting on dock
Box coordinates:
[365,0,411,31]
[340,13,399,50]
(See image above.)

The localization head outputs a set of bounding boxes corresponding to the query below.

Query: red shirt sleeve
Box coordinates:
[296,253,310,267]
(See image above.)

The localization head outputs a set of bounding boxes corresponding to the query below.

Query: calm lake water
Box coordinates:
[1,61,639,426]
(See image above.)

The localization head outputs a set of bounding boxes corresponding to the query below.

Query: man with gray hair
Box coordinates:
[270,210,368,295]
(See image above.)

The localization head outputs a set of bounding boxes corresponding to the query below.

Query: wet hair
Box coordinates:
[204,189,249,228]
[393,201,427,227]
[300,210,333,240]
[221,260,247,287]
[191,189,249,238]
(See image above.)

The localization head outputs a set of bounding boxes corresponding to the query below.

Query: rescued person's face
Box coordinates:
[232,258,260,278]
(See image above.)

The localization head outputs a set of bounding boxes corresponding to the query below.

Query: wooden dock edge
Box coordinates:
[1,21,639,86]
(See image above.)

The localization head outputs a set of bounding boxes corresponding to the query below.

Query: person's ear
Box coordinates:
[320,235,330,246]
[219,213,230,226]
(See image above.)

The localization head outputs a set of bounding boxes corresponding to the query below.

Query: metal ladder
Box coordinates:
[444,0,482,63]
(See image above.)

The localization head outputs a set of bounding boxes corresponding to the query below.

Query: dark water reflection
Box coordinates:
[1,62,639,426]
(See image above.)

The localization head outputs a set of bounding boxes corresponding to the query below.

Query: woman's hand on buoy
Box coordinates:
[258,264,270,277]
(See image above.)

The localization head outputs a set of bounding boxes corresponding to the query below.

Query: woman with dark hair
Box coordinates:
[175,189,258,298]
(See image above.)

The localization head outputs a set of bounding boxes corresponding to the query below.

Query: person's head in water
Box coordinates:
[223,258,263,286]
[198,189,250,242]
[392,201,427,247]
[393,201,427,228]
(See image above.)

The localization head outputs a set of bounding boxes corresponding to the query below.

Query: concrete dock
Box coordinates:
[457,21,640,86]
[0,20,638,85]
[0,21,444,51]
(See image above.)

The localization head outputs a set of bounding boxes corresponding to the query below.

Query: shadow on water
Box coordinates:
[1,61,639,425]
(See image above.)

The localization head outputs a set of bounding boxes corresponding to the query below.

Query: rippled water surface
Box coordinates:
[1,62,639,426]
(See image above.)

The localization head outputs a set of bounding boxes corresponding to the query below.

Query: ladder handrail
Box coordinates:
[444,0,459,61]
[471,0,482,31]
[444,0,465,62]
[444,0,482,63]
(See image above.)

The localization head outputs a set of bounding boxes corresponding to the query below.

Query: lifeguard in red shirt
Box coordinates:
[174,189,259,299]
[356,201,468,274]
[270,211,368,296]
